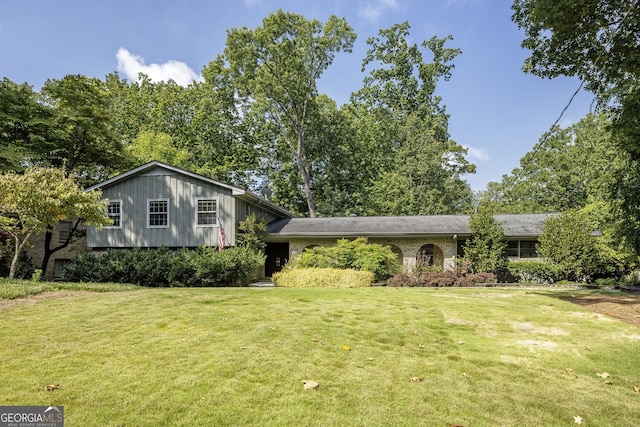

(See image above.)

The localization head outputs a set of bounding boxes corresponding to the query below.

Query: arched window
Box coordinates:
[416,244,444,270]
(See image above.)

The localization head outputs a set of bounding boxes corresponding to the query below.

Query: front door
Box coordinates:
[265,242,290,276]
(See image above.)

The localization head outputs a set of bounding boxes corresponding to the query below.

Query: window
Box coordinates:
[504,240,539,258]
[505,241,519,257]
[196,198,217,226]
[106,200,122,228]
[54,259,70,279]
[59,220,72,242]
[148,199,169,228]
[520,241,538,258]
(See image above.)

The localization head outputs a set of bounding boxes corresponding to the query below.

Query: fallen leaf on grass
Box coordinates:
[634,386,640,393]
[303,380,319,390]
[457,341,465,345]
[419,343,425,348]
[342,345,351,351]
[574,415,583,425]
[565,368,574,373]
[45,384,61,391]
[435,338,444,344]
[604,380,613,385]
[596,372,610,379]
[410,377,424,382]
[584,346,592,352]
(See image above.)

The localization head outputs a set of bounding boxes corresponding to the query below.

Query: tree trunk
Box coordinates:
[294,139,317,218]
[9,233,32,279]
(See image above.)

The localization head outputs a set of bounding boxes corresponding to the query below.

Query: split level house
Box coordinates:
[33,161,555,280]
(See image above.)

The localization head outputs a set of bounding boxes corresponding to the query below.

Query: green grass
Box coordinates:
[1,286,639,426]
[0,278,140,299]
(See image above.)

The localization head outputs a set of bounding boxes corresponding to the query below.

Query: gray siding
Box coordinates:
[88,170,235,248]
[235,198,282,226]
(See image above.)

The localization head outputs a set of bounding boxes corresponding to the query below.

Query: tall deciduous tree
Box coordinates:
[511,0,640,249]
[349,22,474,215]
[221,10,356,217]
[0,78,53,171]
[40,75,126,185]
[0,167,111,278]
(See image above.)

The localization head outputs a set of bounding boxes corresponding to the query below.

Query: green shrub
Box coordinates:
[507,261,558,284]
[289,238,399,282]
[272,268,374,288]
[63,247,264,287]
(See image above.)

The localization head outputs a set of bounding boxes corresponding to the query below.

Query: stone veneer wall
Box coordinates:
[287,237,458,273]
[27,221,88,280]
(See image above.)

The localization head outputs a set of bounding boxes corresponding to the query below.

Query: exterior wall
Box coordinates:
[235,198,283,227]
[88,170,235,248]
[286,237,458,273]
[28,221,88,280]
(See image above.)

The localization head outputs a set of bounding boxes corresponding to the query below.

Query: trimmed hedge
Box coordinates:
[386,271,497,287]
[272,268,374,288]
[62,246,264,287]
[507,261,558,284]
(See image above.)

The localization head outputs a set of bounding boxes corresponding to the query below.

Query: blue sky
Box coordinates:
[1,0,593,192]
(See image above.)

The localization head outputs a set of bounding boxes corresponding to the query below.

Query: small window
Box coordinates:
[196,198,217,226]
[106,200,122,228]
[54,259,70,279]
[148,199,169,228]
[520,241,538,258]
[505,241,519,257]
[59,220,72,243]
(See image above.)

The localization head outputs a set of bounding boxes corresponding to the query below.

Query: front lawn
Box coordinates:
[1,286,638,426]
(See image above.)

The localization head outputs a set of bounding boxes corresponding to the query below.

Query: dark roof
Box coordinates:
[267,213,557,238]
[86,161,294,219]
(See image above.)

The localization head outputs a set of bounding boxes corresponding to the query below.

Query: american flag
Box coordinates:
[218,223,226,251]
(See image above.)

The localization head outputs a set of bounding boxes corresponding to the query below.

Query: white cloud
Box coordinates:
[116,48,203,87]
[358,0,400,23]
[243,0,262,6]
[464,145,490,163]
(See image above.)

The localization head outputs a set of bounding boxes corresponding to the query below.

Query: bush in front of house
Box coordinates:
[507,260,558,284]
[62,247,264,287]
[289,238,399,282]
[272,267,374,288]
[386,270,496,287]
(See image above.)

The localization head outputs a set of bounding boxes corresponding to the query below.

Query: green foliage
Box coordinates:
[350,23,473,215]
[223,10,356,216]
[0,167,110,278]
[507,260,558,284]
[236,214,267,252]
[272,267,373,288]
[462,211,507,274]
[288,238,399,282]
[537,211,600,282]
[62,247,264,287]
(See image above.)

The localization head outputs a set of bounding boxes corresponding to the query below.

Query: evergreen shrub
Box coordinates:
[507,261,558,284]
[272,267,373,288]
[62,247,263,287]
[289,238,399,282]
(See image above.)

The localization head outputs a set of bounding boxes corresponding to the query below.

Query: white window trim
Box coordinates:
[147,198,170,229]
[195,197,219,227]
[105,199,123,229]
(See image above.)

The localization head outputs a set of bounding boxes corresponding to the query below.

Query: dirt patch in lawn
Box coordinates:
[0,291,90,311]
[562,292,640,327]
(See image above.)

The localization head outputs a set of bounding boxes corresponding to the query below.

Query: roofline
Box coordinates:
[85,161,295,218]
